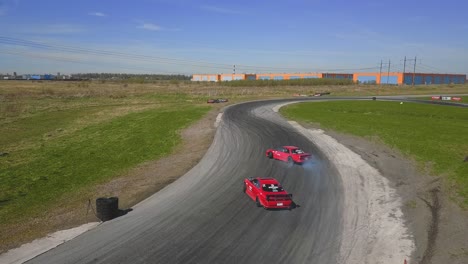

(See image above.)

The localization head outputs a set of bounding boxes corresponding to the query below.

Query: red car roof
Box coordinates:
[258,178,280,185]
[283,146,298,150]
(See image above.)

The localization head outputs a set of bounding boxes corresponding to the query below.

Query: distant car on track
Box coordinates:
[207,98,229,103]
[312,92,331,97]
[265,146,311,164]
[243,177,294,209]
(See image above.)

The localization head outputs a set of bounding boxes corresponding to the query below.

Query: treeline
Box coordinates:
[217,78,354,87]
[71,73,191,81]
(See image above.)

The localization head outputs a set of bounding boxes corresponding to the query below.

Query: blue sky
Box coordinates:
[0,0,467,75]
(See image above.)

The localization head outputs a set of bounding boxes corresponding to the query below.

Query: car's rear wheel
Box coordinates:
[243,183,246,193]
[289,202,296,210]
[288,156,293,164]
[256,197,262,207]
[268,152,273,159]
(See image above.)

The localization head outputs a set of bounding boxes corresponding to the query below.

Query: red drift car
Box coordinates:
[265,146,311,164]
[243,177,294,210]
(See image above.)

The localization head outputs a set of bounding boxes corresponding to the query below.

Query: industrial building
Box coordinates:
[353,72,466,85]
[192,72,466,85]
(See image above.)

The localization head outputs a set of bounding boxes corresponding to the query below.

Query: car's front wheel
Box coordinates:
[268,152,273,159]
[243,183,246,193]
[256,197,262,207]
[288,156,294,165]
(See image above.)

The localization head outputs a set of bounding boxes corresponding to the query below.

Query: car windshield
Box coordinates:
[292,149,305,154]
[262,183,284,192]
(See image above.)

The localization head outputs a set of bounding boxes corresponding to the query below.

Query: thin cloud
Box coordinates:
[136,22,181,32]
[137,23,162,31]
[88,12,107,17]
[201,5,245,15]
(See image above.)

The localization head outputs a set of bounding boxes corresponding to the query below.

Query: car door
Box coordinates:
[251,179,261,199]
[275,147,286,161]
[281,148,291,161]
[288,148,296,161]
[246,179,259,200]
[272,148,281,160]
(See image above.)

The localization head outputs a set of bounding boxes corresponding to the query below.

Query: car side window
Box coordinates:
[252,179,259,188]
[283,148,289,153]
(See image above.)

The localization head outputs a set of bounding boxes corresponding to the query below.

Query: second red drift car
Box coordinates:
[265,146,311,164]
[243,177,294,210]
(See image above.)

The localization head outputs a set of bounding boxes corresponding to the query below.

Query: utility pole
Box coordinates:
[379,60,383,85]
[387,59,391,84]
[233,65,236,75]
[403,56,406,74]
[403,56,417,85]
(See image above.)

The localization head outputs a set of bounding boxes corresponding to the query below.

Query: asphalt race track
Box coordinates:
[26,97,467,264]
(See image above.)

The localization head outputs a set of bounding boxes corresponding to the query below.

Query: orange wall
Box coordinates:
[192,74,220,81]
[287,73,321,79]
[219,74,248,81]
[256,73,320,80]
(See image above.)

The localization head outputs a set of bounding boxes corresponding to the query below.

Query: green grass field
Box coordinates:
[0,106,209,223]
[0,82,212,233]
[281,101,468,206]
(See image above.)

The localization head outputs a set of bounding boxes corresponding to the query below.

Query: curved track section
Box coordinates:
[28,100,343,263]
[27,97,467,264]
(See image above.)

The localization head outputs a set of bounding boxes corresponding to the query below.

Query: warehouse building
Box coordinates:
[353,72,466,85]
[192,72,466,85]
[321,73,353,80]
[219,73,256,81]
[353,72,402,84]
[256,73,321,80]
[191,74,219,82]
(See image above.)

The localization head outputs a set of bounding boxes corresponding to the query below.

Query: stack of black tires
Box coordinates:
[96,197,119,221]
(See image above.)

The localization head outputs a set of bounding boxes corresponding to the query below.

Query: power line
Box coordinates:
[0,36,383,73]
[0,36,233,67]
[419,63,445,73]
[0,36,314,72]
[0,37,239,71]
[0,49,187,74]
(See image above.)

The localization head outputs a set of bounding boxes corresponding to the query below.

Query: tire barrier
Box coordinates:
[96,197,119,222]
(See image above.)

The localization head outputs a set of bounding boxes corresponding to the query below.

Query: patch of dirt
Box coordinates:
[91,105,221,209]
[319,127,468,264]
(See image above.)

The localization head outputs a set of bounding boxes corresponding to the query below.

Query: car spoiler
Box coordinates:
[266,194,293,201]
